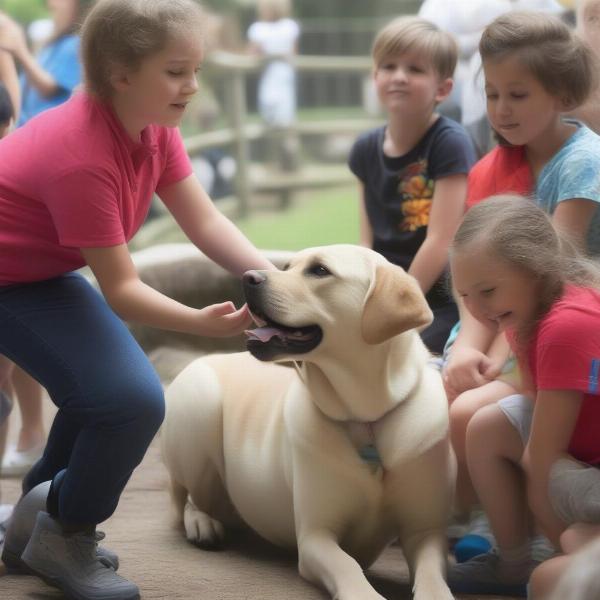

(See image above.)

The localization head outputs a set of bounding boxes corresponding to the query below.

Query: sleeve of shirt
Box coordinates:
[535,314,600,394]
[348,131,372,183]
[428,122,477,180]
[555,143,600,205]
[43,165,126,248]
[156,128,193,192]
[47,36,82,94]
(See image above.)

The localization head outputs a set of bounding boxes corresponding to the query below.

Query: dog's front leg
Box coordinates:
[402,532,454,600]
[297,531,385,600]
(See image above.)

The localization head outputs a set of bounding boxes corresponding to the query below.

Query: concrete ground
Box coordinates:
[0,399,515,600]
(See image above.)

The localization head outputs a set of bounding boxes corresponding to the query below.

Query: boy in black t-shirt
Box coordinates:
[349,16,476,354]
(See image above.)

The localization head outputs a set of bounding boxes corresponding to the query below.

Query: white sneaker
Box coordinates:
[1,443,45,477]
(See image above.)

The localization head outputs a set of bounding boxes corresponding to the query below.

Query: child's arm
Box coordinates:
[443,299,498,394]
[486,331,514,376]
[357,184,373,248]
[0,15,59,98]
[553,199,597,252]
[522,389,584,547]
[408,173,467,294]
[0,16,20,124]
[159,174,275,276]
[81,244,253,337]
[81,174,276,338]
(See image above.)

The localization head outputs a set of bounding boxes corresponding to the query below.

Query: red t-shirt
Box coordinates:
[509,285,600,465]
[0,91,192,285]
[466,145,532,209]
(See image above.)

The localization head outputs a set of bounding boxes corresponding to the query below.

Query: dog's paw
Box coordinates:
[183,502,225,550]
[413,582,454,600]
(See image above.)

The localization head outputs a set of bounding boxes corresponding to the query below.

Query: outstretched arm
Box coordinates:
[81,243,253,338]
[158,173,275,276]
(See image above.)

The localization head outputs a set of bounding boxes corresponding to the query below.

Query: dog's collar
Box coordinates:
[346,420,383,470]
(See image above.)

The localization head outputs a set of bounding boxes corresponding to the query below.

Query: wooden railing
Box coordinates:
[183,50,382,217]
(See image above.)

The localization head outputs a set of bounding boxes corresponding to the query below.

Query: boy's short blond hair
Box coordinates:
[372,16,457,80]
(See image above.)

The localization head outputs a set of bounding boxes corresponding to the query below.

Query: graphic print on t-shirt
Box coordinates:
[396,159,433,232]
[589,358,600,393]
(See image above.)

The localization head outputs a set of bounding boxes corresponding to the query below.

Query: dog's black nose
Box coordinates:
[243,270,267,286]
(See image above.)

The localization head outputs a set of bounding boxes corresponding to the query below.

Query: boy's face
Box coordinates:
[373,50,452,116]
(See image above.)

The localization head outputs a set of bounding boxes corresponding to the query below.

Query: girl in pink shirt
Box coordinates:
[0,1,274,598]
[448,195,600,597]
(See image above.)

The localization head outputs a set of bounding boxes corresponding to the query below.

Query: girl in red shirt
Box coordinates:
[0,1,275,599]
[448,195,600,597]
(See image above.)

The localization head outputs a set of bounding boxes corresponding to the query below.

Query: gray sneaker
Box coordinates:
[447,548,529,597]
[1,481,119,573]
[21,511,139,600]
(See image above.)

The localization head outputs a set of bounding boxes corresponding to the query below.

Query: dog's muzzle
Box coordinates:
[242,270,323,361]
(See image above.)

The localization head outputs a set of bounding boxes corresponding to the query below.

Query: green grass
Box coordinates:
[131,185,360,253]
[234,186,360,251]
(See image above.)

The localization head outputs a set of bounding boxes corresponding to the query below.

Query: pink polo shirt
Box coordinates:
[0,91,192,285]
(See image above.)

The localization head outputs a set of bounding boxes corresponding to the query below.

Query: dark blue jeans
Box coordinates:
[0,273,164,525]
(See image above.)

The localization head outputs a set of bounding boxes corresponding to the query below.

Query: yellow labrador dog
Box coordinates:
[161,245,455,600]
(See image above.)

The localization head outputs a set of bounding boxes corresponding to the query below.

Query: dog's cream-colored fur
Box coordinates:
[161,245,455,600]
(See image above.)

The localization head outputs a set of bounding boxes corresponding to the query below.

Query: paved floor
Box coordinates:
[0,400,515,600]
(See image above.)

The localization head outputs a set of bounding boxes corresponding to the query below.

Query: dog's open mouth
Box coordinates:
[245,310,323,360]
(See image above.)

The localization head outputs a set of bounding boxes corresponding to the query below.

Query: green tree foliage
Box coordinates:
[0,0,48,24]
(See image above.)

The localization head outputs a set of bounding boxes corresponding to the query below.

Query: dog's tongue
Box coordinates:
[245,327,282,342]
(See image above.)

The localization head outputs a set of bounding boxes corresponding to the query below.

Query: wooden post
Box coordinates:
[228,69,251,218]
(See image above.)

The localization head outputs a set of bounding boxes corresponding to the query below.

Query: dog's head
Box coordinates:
[243,245,432,362]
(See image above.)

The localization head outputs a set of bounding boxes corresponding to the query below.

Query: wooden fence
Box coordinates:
[183,50,383,217]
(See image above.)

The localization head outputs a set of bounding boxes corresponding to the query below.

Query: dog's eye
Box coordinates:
[305,263,331,278]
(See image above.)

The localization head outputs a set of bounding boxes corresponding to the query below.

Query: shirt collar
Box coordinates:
[84,92,159,159]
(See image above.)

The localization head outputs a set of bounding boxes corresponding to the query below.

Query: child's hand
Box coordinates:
[194,302,252,338]
[443,346,495,393]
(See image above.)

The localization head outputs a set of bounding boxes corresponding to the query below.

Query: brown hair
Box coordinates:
[451,195,600,343]
[372,16,457,80]
[480,11,598,111]
[257,0,292,22]
[80,0,204,100]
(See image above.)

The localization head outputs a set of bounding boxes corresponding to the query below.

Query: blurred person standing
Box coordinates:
[247,0,300,128]
[247,0,300,171]
[0,0,93,127]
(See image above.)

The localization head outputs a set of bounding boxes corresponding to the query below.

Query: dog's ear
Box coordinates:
[361,264,433,345]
